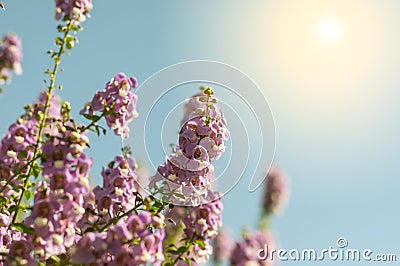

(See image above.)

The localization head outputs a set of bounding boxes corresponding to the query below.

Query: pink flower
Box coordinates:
[80,73,139,139]
[54,0,93,23]
[263,165,289,215]
[0,33,22,84]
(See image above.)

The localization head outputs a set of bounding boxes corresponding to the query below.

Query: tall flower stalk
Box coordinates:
[11,19,77,225]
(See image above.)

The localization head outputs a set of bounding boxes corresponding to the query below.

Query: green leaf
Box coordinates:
[24,190,32,201]
[177,246,187,253]
[65,35,74,43]
[70,24,82,32]
[66,36,75,49]
[194,240,206,247]
[64,125,76,131]
[166,249,180,255]
[0,195,7,205]
[8,204,22,214]
[49,255,61,263]
[17,174,28,181]
[174,193,186,199]
[32,161,41,178]
[88,126,100,136]
[54,37,63,46]
[83,114,101,121]
[12,223,34,235]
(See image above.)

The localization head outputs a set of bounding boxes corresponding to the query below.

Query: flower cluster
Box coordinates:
[0,33,22,84]
[92,154,139,224]
[54,0,93,23]
[0,214,21,258]
[23,130,92,259]
[150,88,229,205]
[0,0,292,261]
[80,73,139,139]
[170,196,223,265]
[178,91,228,163]
[6,240,36,266]
[31,92,63,122]
[230,230,276,266]
[0,121,37,198]
[0,92,60,204]
[263,165,289,215]
[72,211,165,265]
[183,193,223,241]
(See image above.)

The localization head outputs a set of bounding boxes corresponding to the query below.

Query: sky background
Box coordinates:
[1,1,400,265]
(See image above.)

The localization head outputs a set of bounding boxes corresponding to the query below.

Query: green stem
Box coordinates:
[99,203,142,232]
[0,155,39,193]
[80,112,105,132]
[259,213,270,231]
[11,20,75,225]
[172,234,196,265]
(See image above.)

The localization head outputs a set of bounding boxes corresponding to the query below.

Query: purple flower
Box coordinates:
[149,89,229,206]
[183,193,223,241]
[263,165,289,215]
[0,121,37,190]
[0,33,22,84]
[80,73,139,139]
[6,240,35,266]
[213,228,233,263]
[0,91,62,201]
[230,230,276,266]
[54,0,93,23]
[91,154,139,223]
[0,92,66,259]
[0,217,21,257]
[72,211,165,265]
[179,114,228,162]
[23,129,92,259]
[33,92,62,122]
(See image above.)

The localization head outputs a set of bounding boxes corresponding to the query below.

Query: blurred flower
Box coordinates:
[0,33,22,84]
[230,230,276,266]
[263,165,289,216]
[7,240,36,266]
[213,228,233,263]
[0,213,22,257]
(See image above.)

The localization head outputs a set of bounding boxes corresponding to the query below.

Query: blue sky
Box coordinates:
[1,1,400,265]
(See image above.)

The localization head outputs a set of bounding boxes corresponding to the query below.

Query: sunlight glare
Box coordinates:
[317,17,342,44]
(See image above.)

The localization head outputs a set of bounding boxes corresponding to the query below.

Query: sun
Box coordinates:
[316,17,342,44]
